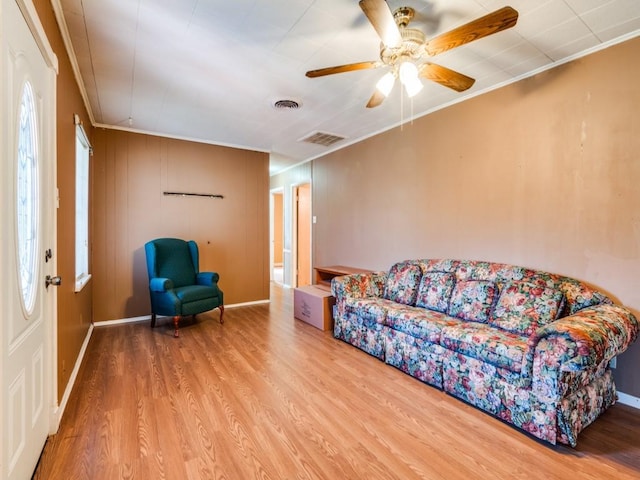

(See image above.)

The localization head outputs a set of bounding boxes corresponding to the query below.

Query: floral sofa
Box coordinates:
[331,259,638,446]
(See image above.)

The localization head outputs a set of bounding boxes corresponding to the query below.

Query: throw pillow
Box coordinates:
[383,262,422,306]
[448,280,497,323]
[491,282,565,336]
[416,271,456,313]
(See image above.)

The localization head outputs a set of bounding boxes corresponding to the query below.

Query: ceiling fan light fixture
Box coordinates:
[404,77,423,98]
[398,61,422,98]
[399,61,418,85]
[376,71,396,97]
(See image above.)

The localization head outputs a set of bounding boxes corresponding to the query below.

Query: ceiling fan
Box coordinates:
[306,0,519,108]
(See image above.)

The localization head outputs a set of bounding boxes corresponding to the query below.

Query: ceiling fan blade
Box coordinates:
[359,0,402,48]
[366,89,386,108]
[306,61,379,78]
[419,63,475,92]
[424,6,519,57]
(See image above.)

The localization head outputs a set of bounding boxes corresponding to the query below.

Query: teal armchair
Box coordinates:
[144,238,224,337]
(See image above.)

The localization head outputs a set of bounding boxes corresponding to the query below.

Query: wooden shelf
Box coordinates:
[314,265,372,290]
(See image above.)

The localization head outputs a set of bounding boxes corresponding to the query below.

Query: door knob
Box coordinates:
[45,275,62,289]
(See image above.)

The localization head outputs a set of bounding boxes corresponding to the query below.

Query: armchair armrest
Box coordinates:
[529,304,639,373]
[149,277,173,292]
[197,271,220,286]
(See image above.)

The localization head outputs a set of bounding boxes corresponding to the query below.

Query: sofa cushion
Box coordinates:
[491,282,565,336]
[383,262,422,306]
[385,305,461,343]
[448,280,498,323]
[416,272,456,313]
[345,297,398,326]
[440,323,528,373]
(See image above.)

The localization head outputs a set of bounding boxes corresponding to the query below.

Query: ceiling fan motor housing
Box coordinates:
[380,27,426,65]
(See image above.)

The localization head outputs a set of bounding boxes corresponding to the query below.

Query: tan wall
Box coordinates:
[311,37,640,396]
[92,129,269,321]
[34,0,93,402]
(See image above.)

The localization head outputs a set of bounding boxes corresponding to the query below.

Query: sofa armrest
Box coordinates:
[150,277,173,292]
[331,272,387,300]
[530,304,638,373]
[197,271,220,286]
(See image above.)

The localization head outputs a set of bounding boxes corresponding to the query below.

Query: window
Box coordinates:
[75,121,91,291]
[16,81,39,313]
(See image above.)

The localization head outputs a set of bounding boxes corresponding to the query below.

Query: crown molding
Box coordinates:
[50,0,96,125]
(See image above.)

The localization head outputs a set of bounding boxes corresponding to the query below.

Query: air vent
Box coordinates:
[299,131,346,147]
[272,99,301,110]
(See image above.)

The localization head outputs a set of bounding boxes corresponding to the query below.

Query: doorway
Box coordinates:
[294,183,312,287]
[1,0,58,478]
[270,189,284,285]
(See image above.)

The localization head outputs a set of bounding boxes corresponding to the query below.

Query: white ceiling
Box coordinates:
[54,0,640,175]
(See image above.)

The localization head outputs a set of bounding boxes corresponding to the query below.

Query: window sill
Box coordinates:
[75,274,92,293]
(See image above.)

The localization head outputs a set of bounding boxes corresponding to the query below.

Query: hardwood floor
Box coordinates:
[34,284,640,479]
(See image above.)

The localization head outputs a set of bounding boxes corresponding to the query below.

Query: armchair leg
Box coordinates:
[150,313,157,328]
[219,305,225,324]
[173,315,180,338]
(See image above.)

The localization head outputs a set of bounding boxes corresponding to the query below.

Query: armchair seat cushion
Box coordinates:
[175,285,220,303]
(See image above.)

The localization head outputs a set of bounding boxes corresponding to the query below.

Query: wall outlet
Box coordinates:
[610,356,617,369]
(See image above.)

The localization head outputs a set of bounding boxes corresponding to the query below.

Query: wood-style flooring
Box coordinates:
[34,284,640,479]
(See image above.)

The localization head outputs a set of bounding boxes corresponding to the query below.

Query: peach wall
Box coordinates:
[92,129,269,321]
[310,37,640,396]
[34,0,94,402]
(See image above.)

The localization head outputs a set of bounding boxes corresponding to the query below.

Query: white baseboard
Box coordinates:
[225,299,270,309]
[92,300,270,327]
[50,323,94,432]
[618,391,640,409]
[93,314,151,327]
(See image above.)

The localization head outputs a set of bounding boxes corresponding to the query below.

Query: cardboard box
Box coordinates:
[293,285,335,331]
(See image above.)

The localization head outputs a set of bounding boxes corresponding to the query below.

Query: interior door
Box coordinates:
[1,0,58,478]
[296,183,311,287]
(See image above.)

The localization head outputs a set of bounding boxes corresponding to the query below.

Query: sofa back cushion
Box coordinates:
[383,262,422,306]
[491,282,565,336]
[416,272,456,313]
[416,259,612,317]
[448,280,498,323]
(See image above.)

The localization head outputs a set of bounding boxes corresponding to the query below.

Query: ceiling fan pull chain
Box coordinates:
[400,85,404,131]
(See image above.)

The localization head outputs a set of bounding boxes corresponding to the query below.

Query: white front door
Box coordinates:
[1,1,58,479]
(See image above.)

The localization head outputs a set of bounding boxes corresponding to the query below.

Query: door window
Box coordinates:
[16,80,39,314]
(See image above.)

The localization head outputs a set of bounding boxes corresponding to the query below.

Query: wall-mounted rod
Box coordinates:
[163,191,224,199]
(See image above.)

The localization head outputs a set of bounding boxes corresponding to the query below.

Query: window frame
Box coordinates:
[74,120,91,292]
